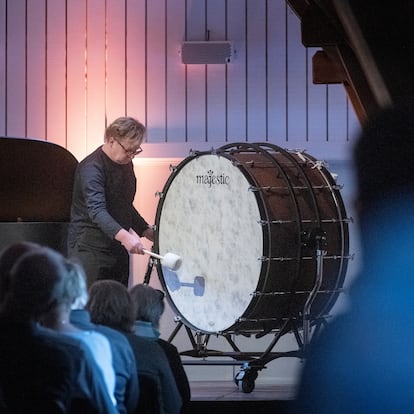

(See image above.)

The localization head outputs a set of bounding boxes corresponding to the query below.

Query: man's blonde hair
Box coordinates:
[104,117,146,144]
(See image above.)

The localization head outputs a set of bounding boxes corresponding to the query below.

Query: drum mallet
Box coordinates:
[128,229,182,271]
[143,249,182,271]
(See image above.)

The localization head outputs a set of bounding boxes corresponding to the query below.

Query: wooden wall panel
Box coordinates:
[205,0,227,142]
[6,0,26,137]
[226,0,247,142]
[0,0,360,159]
[125,0,146,124]
[0,0,5,135]
[46,0,66,146]
[146,0,166,141]
[26,0,46,140]
[267,0,288,142]
[185,64,206,143]
[86,0,106,153]
[286,5,307,141]
[66,0,87,161]
[106,0,127,122]
[185,0,207,142]
[327,84,349,142]
[165,0,186,142]
[246,0,267,141]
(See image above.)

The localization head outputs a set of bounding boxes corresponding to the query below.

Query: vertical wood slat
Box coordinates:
[226,0,247,142]
[106,0,126,122]
[246,0,267,141]
[146,0,166,141]
[46,0,66,147]
[0,0,5,135]
[185,0,207,142]
[26,0,46,140]
[286,5,307,141]
[86,0,106,153]
[165,0,186,142]
[67,0,87,161]
[327,84,348,142]
[267,0,288,142]
[206,0,226,142]
[125,0,146,124]
[6,0,26,137]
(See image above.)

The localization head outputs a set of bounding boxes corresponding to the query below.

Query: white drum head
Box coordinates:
[157,154,264,333]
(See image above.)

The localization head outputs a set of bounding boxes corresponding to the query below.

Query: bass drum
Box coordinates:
[154,143,349,335]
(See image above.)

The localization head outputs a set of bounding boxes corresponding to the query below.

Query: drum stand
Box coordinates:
[302,228,328,346]
[143,231,332,394]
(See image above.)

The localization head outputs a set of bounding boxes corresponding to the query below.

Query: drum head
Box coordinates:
[156,154,264,333]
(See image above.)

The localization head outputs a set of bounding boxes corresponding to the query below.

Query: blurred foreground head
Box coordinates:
[354,99,414,215]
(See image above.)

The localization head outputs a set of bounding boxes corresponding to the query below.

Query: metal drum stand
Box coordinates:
[143,231,337,393]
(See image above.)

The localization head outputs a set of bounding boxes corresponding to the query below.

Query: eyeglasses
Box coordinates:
[115,139,143,157]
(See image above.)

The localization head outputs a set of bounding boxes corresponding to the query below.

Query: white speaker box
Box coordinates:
[181,41,233,64]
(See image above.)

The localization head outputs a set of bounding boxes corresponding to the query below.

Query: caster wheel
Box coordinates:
[239,377,255,393]
[235,363,258,393]
[234,368,245,386]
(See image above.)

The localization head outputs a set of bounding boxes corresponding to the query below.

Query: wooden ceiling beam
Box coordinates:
[301,3,343,47]
[286,0,382,124]
[285,0,311,19]
[330,45,380,125]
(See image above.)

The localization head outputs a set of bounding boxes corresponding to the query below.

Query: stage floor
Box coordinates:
[190,380,297,401]
[189,380,297,413]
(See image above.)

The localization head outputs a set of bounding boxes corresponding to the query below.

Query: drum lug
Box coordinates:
[301,228,327,250]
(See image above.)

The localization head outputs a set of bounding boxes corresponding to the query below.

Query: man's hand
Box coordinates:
[115,228,144,254]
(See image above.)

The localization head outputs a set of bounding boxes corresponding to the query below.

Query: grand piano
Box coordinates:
[0,137,78,255]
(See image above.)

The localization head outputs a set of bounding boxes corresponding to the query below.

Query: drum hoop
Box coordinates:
[218,142,349,319]
[261,142,349,316]
[292,149,350,315]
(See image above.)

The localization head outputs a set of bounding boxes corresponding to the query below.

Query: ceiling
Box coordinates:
[286,0,414,124]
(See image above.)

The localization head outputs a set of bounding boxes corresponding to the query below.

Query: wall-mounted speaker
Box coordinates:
[181,41,233,64]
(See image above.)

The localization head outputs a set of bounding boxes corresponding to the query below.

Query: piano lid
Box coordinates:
[0,137,78,222]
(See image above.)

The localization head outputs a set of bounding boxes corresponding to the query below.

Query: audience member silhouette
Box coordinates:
[129,283,191,413]
[293,101,414,413]
[69,260,139,413]
[0,245,117,413]
[87,279,183,414]
[41,259,117,406]
[0,240,40,304]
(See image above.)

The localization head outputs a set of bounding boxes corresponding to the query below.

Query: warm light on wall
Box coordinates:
[131,157,183,285]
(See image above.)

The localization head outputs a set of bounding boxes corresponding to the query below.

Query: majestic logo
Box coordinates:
[196,170,230,187]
